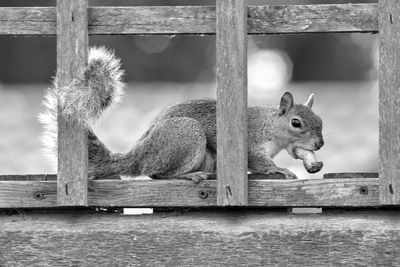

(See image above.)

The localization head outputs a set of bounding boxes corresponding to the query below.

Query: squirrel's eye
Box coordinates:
[291,118,302,128]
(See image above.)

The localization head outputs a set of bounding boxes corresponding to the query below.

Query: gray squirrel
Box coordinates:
[40,47,324,181]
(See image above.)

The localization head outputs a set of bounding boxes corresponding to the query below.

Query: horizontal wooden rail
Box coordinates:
[0,174,379,208]
[0,4,378,36]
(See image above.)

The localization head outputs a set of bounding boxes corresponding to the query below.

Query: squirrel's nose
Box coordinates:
[315,139,324,150]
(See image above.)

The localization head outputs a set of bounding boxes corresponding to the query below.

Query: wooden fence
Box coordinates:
[0,1,393,208]
[1,1,400,265]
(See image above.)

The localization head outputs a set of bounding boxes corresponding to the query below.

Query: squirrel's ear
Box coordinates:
[304,93,314,109]
[278,92,294,116]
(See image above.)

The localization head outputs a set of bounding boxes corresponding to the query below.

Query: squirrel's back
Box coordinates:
[147,98,217,151]
[146,99,281,153]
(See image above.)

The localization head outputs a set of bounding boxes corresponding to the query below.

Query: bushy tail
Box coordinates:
[39,46,125,169]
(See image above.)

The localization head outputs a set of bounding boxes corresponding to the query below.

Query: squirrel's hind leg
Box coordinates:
[136,117,214,180]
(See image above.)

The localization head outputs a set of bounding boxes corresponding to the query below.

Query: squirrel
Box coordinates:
[39,46,324,181]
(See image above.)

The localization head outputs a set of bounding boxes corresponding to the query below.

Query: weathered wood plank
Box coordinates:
[379,0,400,205]
[0,174,57,181]
[0,7,56,35]
[88,6,214,35]
[289,173,380,214]
[248,4,378,34]
[216,0,248,206]
[0,181,56,208]
[57,0,88,206]
[0,176,380,208]
[1,210,400,266]
[0,4,378,36]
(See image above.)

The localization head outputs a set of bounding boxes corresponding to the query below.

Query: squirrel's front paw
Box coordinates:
[188,172,212,183]
[172,172,212,183]
[266,168,297,180]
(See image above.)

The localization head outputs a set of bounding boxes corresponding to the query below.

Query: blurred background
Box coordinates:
[0,0,378,179]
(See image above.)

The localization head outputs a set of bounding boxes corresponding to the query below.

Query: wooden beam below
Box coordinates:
[0,175,379,208]
[0,210,399,266]
[0,4,378,36]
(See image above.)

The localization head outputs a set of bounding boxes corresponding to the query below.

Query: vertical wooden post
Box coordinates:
[57,0,88,206]
[379,0,400,205]
[216,0,248,206]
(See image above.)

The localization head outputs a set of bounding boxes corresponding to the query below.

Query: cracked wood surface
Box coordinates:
[56,0,88,206]
[216,0,248,206]
[1,210,399,266]
[0,175,379,208]
[0,4,378,35]
[379,0,400,205]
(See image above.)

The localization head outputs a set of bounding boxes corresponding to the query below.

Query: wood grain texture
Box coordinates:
[1,210,400,266]
[379,0,400,205]
[0,176,379,208]
[0,7,55,35]
[216,0,248,206]
[88,6,215,35]
[289,173,379,214]
[0,4,378,36]
[248,4,378,34]
[57,0,88,206]
[0,174,56,181]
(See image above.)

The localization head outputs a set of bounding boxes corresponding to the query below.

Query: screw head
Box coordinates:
[359,186,368,195]
[33,192,45,200]
[198,190,208,199]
